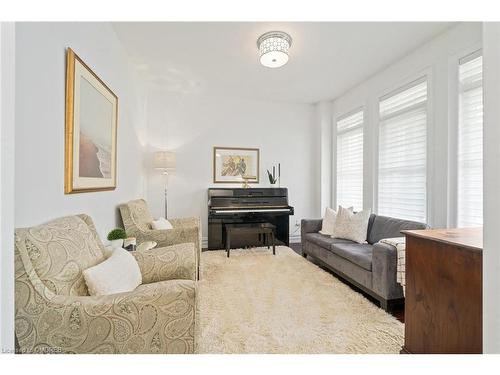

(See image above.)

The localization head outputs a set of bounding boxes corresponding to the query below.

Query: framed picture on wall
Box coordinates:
[213,147,260,184]
[64,48,118,194]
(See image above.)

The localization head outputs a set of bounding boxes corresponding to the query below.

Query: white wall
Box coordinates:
[317,101,332,212]
[0,22,16,353]
[145,89,319,245]
[14,23,148,239]
[482,22,500,354]
[327,23,482,228]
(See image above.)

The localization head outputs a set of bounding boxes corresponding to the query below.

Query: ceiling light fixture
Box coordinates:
[257,31,292,68]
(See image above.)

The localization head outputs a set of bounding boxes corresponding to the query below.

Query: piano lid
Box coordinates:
[208,187,288,198]
[208,188,290,209]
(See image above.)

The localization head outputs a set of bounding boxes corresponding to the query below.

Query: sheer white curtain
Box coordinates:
[458,51,483,227]
[378,78,427,222]
[336,109,363,211]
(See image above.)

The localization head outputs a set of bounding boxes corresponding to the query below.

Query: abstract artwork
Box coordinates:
[65,48,118,193]
[213,147,260,183]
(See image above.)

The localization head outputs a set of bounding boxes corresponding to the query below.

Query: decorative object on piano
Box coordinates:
[107,228,127,249]
[213,146,259,183]
[242,175,257,188]
[153,151,176,218]
[266,163,281,186]
[65,48,118,194]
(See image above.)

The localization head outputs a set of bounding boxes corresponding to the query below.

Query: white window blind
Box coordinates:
[458,52,483,227]
[336,109,363,211]
[378,78,427,222]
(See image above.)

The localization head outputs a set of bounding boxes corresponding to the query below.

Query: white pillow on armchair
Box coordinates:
[151,217,173,230]
[83,248,142,296]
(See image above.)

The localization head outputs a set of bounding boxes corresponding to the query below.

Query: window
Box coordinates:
[336,109,363,211]
[378,78,427,222]
[457,51,483,227]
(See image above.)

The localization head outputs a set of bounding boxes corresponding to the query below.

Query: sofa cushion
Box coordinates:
[367,215,428,244]
[304,233,352,249]
[83,247,142,296]
[319,207,337,235]
[332,207,372,243]
[330,243,374,271]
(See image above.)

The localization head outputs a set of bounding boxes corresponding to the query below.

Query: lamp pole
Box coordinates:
[163,171,169,218]
[153,151,176,219]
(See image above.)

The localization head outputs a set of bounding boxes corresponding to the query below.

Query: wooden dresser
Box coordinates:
[401,228,483,354]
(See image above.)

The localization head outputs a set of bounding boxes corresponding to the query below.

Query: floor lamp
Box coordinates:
[153,151,176,218]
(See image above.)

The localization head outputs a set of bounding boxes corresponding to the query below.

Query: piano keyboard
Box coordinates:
[213,208,292,214]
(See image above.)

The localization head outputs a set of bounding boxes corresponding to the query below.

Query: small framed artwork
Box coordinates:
[64,48,118,194]
[213,147,260,183]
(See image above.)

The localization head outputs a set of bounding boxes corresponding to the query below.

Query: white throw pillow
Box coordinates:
[83,247,142,296]
[103,245,115,258]
[151,217,173,230]
[319,207,337,235]
[319,206,353,235]
[332,206,372,244]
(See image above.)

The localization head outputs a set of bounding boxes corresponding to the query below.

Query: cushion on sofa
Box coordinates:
[319,207,337,235]
[330,243,374,271]
[304,233,353,249]
[332,207,372,243]
[367,215,428,245]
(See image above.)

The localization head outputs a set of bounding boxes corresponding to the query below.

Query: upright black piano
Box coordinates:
[207,188,294,250]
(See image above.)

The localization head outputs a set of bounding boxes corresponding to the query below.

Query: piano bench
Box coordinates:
[225,223,276,257]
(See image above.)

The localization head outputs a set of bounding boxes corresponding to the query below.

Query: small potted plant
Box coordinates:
[107,228,127,249]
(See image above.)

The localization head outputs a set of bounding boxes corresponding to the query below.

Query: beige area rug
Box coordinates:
[195,246,404,354]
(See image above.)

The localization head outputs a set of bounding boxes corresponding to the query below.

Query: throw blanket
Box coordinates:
[379,237,406,296]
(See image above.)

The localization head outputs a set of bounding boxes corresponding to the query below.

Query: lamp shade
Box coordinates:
[153,151,176,170]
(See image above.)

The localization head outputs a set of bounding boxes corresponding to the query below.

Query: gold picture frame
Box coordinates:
[213,147,260,184]
[65,48,118,194]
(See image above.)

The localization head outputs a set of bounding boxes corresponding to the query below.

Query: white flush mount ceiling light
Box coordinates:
[257,31,292,68]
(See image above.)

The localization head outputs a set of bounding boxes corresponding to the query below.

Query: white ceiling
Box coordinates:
[113,22,456,104]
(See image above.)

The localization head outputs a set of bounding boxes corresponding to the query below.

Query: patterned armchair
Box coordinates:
[14,214,196,354]
[119,199,201,280]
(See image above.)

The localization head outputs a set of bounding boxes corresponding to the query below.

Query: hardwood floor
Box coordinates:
[289,242,405,323]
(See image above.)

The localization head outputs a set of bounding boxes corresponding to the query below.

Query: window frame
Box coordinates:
[334,106,364,211]
[374,69,433,223]
[448,46,483,228]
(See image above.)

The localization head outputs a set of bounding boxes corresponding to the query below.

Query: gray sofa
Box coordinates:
[301,214,428,311]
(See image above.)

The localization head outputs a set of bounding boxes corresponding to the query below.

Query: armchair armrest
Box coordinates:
[141,226,199,249]
[131,216,201,280]
[372,242,403,300]
[132,243,196,283]
[170,217,200,227]
[18,279,195,354]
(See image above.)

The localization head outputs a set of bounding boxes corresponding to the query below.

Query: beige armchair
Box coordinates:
[119,199,201,280]
[15,214,196,354]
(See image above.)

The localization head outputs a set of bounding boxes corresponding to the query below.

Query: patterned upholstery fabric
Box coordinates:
[119,199,201,279]
[132,243,196,284]
[21,215,107,296]
[15,215,196,354]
